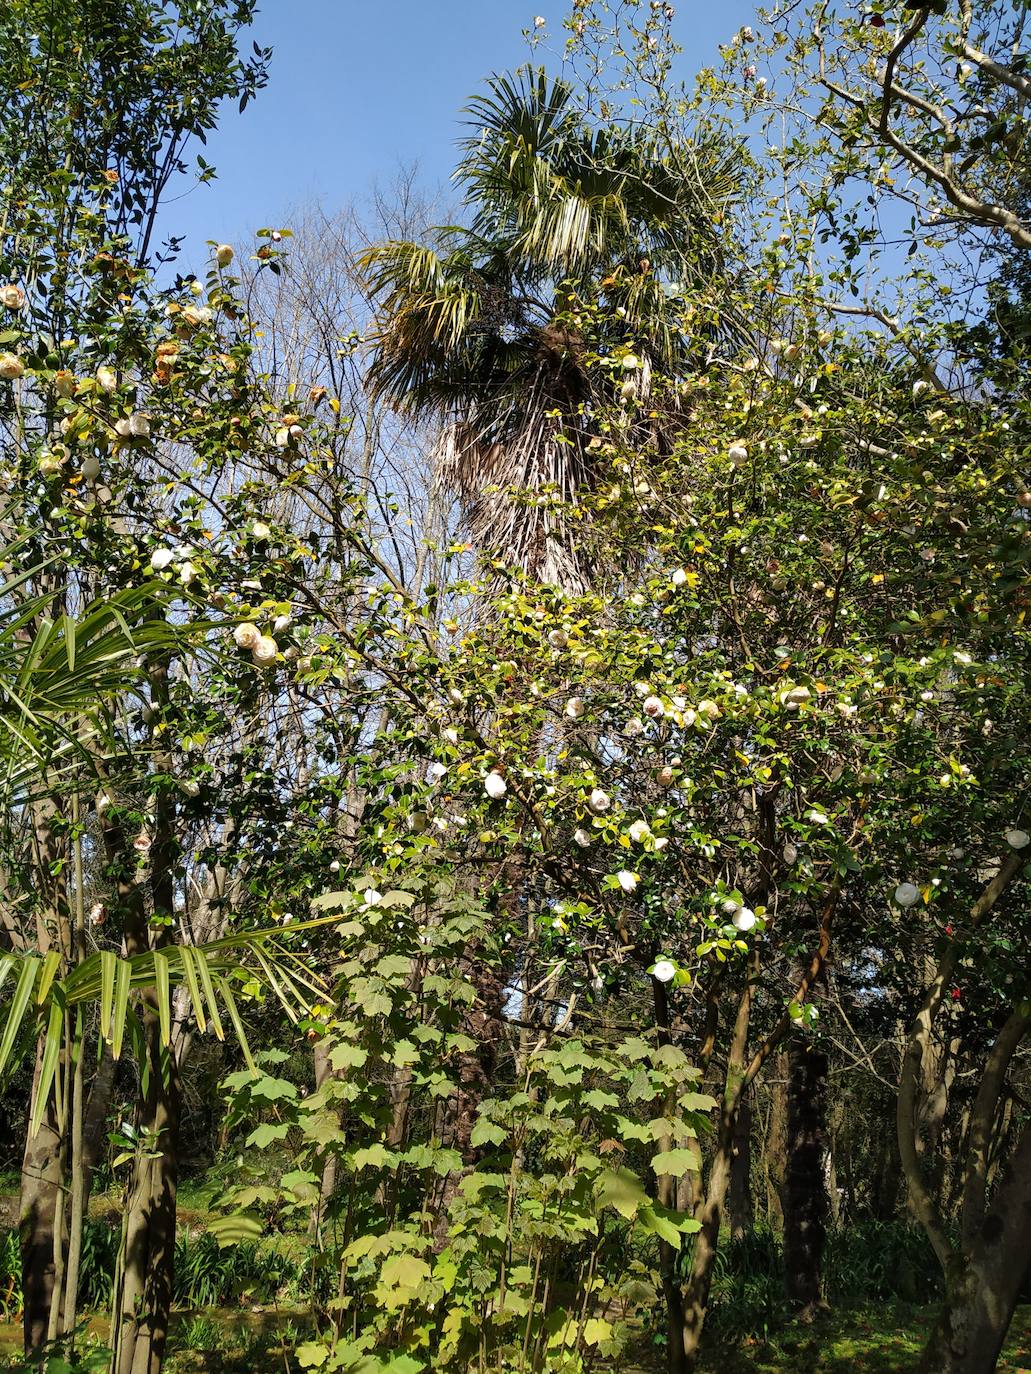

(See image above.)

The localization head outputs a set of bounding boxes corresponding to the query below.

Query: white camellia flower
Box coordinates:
[273,613,292,634]
[252,521,271,541]
[275,426,291,449]
[1,284,25,310]
[652,959,676,984]
[54,370,76,397]
[733,908,757,932]
[722,898,740,915]
[96,365,117,392]
[588,788,611,813]
[215,244,234,267]
[622,353,640,371]
[0,352,25,380]
[728,443,748,467]
[781,684,811,707]
[565,696,585,719]
[233,621,261,650]
[81,455,101,481]
[179,561,198,585]
[912,379,928,399]
[807,809,829,825]
[894,882,920,908]
[329,859,340,873]
[252,635,278,666]
[616,869,639,892]
[573,827,592,847]
[783,842,799,865]
[656,765,674,787]
[1005,828,1030,850]
[837,701,857,718]
[698,699,720,720]
[428,761,447,782]
[96,787,115,815]
[624,716,644,737]
[800,433,820,449]
[671,568,688,587]
[129,413,150,437]
[38,452,63,476]
[149,548,175,571]
[534,14,545,25]
[484,771,507,799]
[363,888,382,906]
[628,820,651,843]
[548,628,568,648]
[643,695,664,718]
[653,836,668,851]
[180,779,201,798]
[181,304,212,327]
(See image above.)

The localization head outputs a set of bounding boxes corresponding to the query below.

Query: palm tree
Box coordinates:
[362,67,740,590]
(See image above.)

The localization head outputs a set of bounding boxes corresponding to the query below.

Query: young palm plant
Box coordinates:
[362,66,741,589]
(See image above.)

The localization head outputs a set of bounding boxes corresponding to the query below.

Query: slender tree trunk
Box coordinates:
[727,1086,753,1241]
[308,1039,338,1243]
[19,1043,63,1352]
[765,1052,788,1229]
[652,977,688,1374]
[680,974,755,1370]
[783,1038,829,1314]
[110,660,181,1374]
[919,1123,1031,1374]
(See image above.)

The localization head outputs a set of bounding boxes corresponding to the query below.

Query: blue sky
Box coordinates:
[164,0,758,268]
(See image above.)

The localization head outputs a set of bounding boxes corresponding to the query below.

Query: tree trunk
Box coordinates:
[19,1042,63,1352]
[765,1052,788,1229]
[784,1038,829,1314]
[680,975,755,1370]
[110,659,181,1374]
[728,1085,753,1241]
[919,1123,1031,1374]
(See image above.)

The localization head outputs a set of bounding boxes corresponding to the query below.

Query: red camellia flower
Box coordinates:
[951,987,961,1000]
[869,13,885,25]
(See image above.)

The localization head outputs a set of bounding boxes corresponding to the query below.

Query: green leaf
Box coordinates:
[651,1148,700,1177]
[595,1167,648,1219]
[208,1212,265,1246]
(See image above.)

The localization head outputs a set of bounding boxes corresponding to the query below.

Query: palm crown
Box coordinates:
[362,67,740,590]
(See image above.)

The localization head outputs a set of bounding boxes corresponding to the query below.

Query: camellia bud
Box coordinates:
[215,243,234,267]
[38,451,64,476]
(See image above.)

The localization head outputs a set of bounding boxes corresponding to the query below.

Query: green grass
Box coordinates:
[698,1303,1031,1374]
